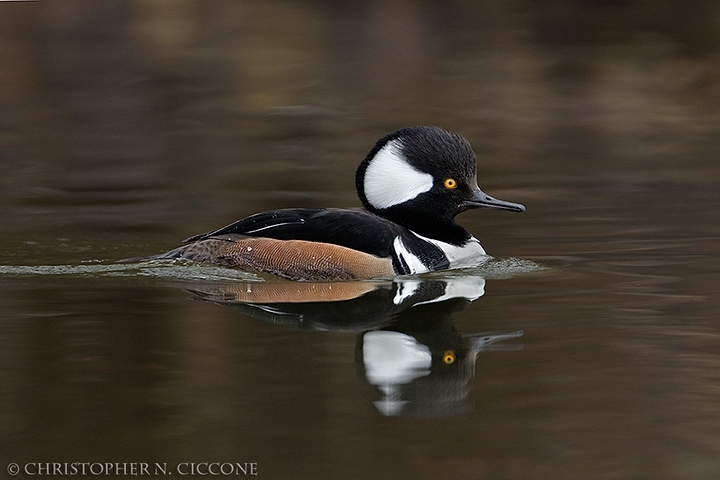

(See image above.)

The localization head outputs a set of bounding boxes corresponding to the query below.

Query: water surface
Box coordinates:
[2,2,720,479]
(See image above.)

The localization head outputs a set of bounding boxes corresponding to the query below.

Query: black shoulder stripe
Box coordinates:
[397,233,450,272]
[392,252,411,275]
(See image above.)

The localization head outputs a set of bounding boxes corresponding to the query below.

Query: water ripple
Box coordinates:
[0,257,546,282]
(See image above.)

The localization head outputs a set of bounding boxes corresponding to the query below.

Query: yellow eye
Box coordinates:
[443,350,456,364]
[444,178,457,189]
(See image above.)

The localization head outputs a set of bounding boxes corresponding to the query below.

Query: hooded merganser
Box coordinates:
[155,126,525,280]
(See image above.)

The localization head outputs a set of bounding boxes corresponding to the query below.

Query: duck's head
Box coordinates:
[356,126,525,243]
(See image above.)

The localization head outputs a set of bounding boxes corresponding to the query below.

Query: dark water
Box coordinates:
[2,2,720,479]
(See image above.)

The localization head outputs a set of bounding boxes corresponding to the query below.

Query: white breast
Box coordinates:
[414,232,488,268]
[392,233,488,275]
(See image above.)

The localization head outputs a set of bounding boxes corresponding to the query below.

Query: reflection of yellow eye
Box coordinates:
[444,178,457,189]
[443,350,456,364]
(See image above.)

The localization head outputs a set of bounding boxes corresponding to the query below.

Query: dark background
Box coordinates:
[1,2,720,479]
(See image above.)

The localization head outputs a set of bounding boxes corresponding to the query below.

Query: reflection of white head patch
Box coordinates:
[364,140,434,209]
[363,331,431,385]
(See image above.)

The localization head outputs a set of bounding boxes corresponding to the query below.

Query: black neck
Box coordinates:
[376,208,472,245]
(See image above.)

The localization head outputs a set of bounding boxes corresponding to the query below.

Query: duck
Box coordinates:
[154,126,525,280]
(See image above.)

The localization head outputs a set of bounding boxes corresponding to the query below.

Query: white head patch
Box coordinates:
[363,140,433,209]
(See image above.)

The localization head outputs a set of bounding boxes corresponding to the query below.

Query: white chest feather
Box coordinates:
[414,232,488,268]
[392,233,488,275]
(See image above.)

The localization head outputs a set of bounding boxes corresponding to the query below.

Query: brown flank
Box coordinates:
[176,235,395,281]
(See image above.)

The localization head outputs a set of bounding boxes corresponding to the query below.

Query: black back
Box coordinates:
[184,208,450,274]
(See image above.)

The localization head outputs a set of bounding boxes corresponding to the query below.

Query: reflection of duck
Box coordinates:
[358,309,523,418]
[188,275,486,331]
[153,126,524,280]
[189,275,522,417]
